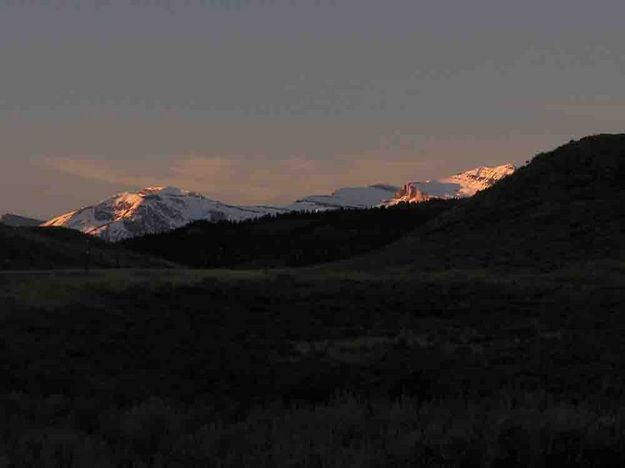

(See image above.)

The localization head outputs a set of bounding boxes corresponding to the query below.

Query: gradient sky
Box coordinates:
[1,0,625,218]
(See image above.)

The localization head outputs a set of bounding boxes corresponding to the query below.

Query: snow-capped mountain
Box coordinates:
[387,164,515,205]
[286,184,399,212]
[42,186,288,241]
[42,164,514,241]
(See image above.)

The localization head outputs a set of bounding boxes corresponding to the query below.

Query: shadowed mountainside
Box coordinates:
[121,199,459,268]
[354,134,625,271]
[0,213,43,227]
[0,225,172,270]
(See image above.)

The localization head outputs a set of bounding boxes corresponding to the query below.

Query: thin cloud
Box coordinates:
[41,153,428,205]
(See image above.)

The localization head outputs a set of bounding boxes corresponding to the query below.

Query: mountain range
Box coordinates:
[119,134,625,270]
[38,164,515,241]
[389,164,515,204]
[41,186,289,242]
[3,134,625,270]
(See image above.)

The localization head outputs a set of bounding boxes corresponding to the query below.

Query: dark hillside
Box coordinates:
[122,199,459,268]
[0,213,42,227]
[0,225,171,270]
[358,134,625,271]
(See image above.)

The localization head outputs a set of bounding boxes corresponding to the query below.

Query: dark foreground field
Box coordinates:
[2,264,625,466]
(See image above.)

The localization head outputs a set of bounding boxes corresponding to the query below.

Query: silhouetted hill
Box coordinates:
[358,134,625,270]
[0,213,42,227]
[122,200,459,268]
[0,225,172,270]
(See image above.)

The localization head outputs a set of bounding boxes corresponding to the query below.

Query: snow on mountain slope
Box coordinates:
[286,184,399,212]
[42,186,287,241]
[387,164,515,205]
[42,164,514,241]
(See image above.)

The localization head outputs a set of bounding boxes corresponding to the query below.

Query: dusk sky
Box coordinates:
[1,0,624,218]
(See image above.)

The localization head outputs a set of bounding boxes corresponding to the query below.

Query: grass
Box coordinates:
[0,268,279,308]
[3,262,625,465]
[2,391,625,466]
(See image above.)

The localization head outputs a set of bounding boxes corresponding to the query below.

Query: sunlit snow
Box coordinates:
[41,165,515,240]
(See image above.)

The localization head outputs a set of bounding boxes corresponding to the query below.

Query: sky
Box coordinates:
[1,0,625,218]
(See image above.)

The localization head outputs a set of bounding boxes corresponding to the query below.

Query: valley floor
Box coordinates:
[2,262,625,466]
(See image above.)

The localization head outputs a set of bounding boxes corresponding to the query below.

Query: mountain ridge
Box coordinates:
[0,224,171,270]
[42,186,289,242]
[0,213,43,227]
[351,133,625,271]
[41,163,515,241]
[389,164,515,205]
